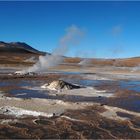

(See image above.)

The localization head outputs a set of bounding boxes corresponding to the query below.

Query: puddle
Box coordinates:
[106,96,140,113]
[10,89,49,98]
[62,79,101,87]
[116,112,134,119]
[0,81,12,87]
[119,80,140,92]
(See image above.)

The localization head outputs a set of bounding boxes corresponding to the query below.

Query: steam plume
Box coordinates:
[79,58,92,66]
[23,25,84,73]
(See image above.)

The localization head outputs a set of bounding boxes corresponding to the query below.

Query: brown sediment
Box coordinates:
[0,105,139,139]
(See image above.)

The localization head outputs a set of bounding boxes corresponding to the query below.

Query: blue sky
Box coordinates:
[0,1,140,58]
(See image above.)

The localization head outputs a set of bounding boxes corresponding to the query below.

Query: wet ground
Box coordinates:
[0,73,140,112]
[0,69,140,139]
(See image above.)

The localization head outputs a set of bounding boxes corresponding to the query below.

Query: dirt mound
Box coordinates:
[41,80,82,90]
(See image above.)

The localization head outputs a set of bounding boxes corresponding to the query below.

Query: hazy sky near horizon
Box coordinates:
[0,1,140,58]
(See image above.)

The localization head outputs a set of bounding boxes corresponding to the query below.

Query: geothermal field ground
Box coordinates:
[1,1,140,139]
[0,40,140,139]
[0,58,140,139]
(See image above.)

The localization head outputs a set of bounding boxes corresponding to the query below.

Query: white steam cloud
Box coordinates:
[23,25,84,73]
[131,65,140,72]
[79,58,92,66]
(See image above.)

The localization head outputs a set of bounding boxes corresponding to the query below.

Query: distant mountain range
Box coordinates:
[0,41,47,66]
[0,41,45,55]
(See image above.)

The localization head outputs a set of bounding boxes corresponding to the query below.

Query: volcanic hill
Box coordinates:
[0,41,46,66]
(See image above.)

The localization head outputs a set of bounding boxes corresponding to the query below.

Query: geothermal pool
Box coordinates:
[0,73,140,112]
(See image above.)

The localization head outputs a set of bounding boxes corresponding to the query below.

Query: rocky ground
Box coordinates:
[0,103,139,139]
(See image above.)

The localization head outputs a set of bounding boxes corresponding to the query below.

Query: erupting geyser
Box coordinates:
[19,25,84,75]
